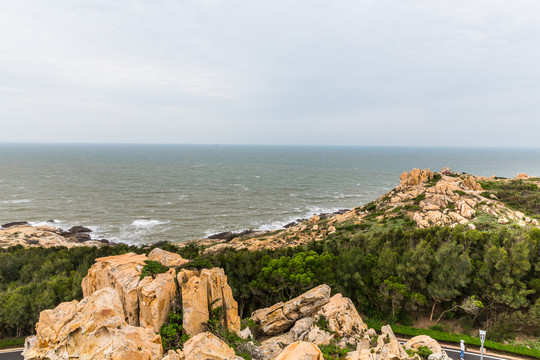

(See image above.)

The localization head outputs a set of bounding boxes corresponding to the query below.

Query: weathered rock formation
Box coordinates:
[149,248,190,267]
[22,287,163,360]
[24,251,244,360]
[183,332,236,360]
[24,251,450,360]
[82,253,148,326]
[252,284,331,335]
[275,341,324,360]
[405,335,443,354]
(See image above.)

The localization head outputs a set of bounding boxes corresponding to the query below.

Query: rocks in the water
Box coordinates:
[208,230,254,242]
[1,221,30,228]
[68,225,92,233]
[275,341,324,360]
[148,247,190,267]
[22,287,162,360]
[252,284,331,335]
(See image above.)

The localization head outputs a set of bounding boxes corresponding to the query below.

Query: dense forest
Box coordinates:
[1,224,538,342]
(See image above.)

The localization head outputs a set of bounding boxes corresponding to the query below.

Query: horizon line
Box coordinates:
[0,141,540,150]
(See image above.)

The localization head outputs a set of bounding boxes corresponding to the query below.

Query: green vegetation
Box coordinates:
[0,213,538,355]
[209,225,539,342]
[319,342,351,360]
[207,304,257,360]
[159,309,189,351]
[0,337,25,350]
[140,260,169,280]
[479,179,540,217]
[0,244,145,338]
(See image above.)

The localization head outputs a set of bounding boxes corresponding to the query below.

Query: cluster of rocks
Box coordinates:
[0,223,107,248]
[23,250,450,360]
[389,168,539,228]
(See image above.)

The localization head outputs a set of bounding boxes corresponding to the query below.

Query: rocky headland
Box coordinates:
[23,250,451,360]
[182,168,540,254]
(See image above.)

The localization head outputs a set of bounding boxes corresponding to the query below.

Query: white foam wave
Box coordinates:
[131,219,170,228]
[2,199,31,204]
[30,219,60,227]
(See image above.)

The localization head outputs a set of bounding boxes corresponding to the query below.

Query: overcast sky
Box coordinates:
[1,1,539,146]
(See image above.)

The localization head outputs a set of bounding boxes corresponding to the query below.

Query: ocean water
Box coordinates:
[1,144,539,245]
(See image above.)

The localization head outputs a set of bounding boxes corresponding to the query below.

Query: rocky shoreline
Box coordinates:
[0,222,110,248]
[2,168,538,251]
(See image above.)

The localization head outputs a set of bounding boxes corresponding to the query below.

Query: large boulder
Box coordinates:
[375,325,409,360]
[252,285,331,335]
[315,294,367,338]
[201,268,241,333]
[405,335,443,354]
[260,318,315,359]
[182,276,210,336]
[275,341,324,360]
[399,169,434,187]
[183,332,236,360]
[148,248,189,267]
[81,253,147,326]
[137,269,177,332]
[22,287,162,360]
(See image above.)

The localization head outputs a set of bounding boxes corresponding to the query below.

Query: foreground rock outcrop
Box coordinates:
[24,251,241,359]
[252,284,331,335]
[23,287,163,360]
[24,251,449,360]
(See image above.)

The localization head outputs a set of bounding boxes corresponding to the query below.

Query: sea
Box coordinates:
[1,144,539,245]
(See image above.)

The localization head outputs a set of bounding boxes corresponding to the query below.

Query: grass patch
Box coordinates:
[478,179,540,216]
[0,337,25,349]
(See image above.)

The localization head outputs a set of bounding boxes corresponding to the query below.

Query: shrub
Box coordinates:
[181,257,214,270]
[319,342,351,360]
[160,310,189,351]
[140,260,169,280]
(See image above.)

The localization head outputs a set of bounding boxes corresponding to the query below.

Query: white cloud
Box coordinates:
[1,1,540,145]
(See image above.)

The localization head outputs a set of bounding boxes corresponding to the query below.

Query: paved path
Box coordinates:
[0,346,515,360]
[0,348,22,360]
